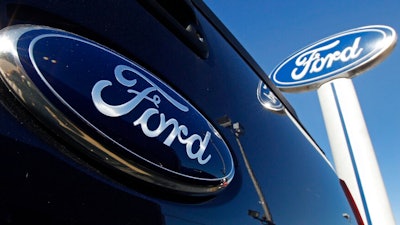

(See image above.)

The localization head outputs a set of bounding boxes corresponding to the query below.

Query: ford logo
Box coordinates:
[270,25,397,92]
[256,81,284,112]
[0,25,234,195]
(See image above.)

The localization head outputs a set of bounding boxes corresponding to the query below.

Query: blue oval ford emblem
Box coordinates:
[270,25,397,92]
[256,81,284,112]
[0,25,234,194]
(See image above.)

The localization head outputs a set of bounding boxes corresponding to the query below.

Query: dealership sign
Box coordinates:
[270,25,397,92]
[270,25,397,225]
[0,25,234,194]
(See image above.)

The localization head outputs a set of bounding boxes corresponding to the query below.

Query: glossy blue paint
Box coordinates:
[270,25,396,92]
[0,1,360,224]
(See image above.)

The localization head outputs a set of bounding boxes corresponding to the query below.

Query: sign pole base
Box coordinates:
[317,81,368,224]
[319,78,395,225]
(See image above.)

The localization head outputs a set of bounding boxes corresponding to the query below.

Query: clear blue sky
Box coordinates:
[204,0,400,223]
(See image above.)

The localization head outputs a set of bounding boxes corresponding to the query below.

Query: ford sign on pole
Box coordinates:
[270,25,396,92]
[269,25,397,225]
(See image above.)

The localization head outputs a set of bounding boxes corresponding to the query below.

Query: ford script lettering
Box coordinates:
[270,25,397,92]
[1,25,234,194]
[291,37,363,80]
[92,65,211,165]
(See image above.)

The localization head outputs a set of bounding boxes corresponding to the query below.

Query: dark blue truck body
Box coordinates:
[0,1,359,224]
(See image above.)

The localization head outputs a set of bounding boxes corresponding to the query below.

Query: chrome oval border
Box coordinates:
[0,25,235,195]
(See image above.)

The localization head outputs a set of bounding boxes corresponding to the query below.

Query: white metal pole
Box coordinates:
[333,78,396,225]
[317,81,368,224]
